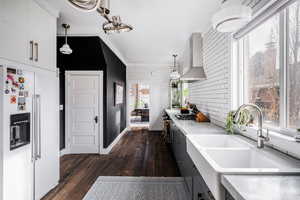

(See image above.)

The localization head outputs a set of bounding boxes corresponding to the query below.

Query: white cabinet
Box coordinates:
[0,0,57,71]
[29,1,57,70]
[0,0,31,64]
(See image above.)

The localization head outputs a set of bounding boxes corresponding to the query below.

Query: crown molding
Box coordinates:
[33,0,60,18]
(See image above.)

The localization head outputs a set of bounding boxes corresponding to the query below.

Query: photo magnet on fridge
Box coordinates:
[18,97,26,111]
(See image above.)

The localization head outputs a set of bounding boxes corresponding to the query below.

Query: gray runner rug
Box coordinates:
[83,176,189,200]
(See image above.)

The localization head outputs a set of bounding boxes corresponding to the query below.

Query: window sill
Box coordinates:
[234,125,300,159]
[237,125,298,141]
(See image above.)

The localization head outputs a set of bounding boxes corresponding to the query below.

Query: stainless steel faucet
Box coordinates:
[234,104,270,148]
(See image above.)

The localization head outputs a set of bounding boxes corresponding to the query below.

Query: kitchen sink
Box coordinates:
[203,149,279,172]
[188,134,252,149]
[186,134,300,200]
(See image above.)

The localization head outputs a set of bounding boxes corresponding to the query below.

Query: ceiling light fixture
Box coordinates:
[68,0,100,12]
[103,16,133,34]
[170,54,180,80]
[212,0,252,33]
[67,0,133,34]
[60,24,73,55]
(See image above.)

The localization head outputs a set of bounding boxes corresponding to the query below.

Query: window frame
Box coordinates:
[236,5,299,137]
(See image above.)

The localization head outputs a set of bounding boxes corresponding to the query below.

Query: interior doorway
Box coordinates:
[129,82,150,128]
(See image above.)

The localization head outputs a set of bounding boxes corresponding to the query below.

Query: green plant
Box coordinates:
[225,110,252,134]
[236,109,252,129]
[225,111,235,134]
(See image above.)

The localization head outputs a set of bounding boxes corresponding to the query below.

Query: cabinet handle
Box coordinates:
[198,193,204,200]
[207,191,215,200]
[34,42,38,62]
[29,41,34,60]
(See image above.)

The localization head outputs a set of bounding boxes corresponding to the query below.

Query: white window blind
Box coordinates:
[233,0,297,39]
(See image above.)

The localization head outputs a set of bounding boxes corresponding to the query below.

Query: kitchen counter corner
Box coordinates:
[222,175,300,200]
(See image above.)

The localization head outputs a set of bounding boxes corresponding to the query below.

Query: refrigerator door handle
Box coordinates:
[36,94,42,159]
[32,95,37,162]
[29,41,34,61]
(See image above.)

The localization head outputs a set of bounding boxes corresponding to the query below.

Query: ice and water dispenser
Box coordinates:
[10,113,30,150]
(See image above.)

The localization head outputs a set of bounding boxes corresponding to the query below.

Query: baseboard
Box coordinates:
[60,148,69,157]
[100,127,128,155]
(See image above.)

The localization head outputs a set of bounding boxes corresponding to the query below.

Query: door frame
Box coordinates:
[65,71,104,155]
[127,80,151,128]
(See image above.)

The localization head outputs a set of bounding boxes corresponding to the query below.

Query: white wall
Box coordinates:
[127,64,170,130]
[189,28,232,127]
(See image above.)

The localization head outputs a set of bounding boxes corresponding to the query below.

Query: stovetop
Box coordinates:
[175,114,195,120]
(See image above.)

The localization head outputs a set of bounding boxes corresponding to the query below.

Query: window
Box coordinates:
[287,2,300,129]
[243,15,280,127]
[238,1,300,133]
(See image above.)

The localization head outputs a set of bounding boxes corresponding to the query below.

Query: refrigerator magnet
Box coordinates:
[7,68,16,74]
[10,95,17,104]
[18,77,25,83]
[19,91,24,97]
[5,89,10,94]
[23,91,29,97]
[18,97,26,111]
[16,69,23,75]
[19,84,25,90]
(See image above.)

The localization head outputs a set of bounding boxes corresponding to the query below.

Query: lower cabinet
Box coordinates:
[170,120,216,200]
[193,165,215,200]
[225,191,235,200]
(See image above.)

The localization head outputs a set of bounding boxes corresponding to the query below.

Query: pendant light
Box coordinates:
[60,24,73,55]
[170,55,180,80]
[212,0,252,33]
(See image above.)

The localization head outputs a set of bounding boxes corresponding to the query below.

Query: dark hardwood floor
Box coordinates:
[42,129,180,200]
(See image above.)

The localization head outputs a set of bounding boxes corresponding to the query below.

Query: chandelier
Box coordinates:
[67,0,133,34]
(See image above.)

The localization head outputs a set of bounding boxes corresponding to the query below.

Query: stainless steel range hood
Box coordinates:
[180,33,206,83]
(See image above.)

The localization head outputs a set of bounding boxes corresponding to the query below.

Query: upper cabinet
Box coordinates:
[0,0,57,71]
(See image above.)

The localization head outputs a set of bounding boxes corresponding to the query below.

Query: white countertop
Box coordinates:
[222,175,300,200]
[165,108,300,200]
[165,109,225,135]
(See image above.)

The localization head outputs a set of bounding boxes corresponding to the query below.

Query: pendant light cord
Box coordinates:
[173,54,178,71]
[65,27,68,44]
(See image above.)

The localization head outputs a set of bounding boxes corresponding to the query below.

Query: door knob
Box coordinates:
[94,116,98,124]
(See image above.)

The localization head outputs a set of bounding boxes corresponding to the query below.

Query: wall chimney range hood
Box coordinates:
[180,33,206,83]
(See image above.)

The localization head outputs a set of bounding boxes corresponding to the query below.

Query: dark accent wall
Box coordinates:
[101,42,127,147]
[57,36,126,150]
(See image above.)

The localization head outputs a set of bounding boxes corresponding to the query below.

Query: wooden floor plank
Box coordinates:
[42,129,180,200]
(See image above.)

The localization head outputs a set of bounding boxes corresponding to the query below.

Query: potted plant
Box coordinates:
[225,109,252,134]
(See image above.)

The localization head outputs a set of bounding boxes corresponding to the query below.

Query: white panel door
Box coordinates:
[67,73,100,154]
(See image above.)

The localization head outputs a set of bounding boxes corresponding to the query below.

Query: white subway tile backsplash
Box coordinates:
[189,28,231,127]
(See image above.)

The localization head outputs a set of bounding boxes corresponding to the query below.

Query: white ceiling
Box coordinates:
[47,0,221,65]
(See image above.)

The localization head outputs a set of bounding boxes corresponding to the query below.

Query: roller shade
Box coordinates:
[233,0,297,39]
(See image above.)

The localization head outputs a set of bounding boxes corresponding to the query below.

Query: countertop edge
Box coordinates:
[221,176,246,200]
[164,109,225,136]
